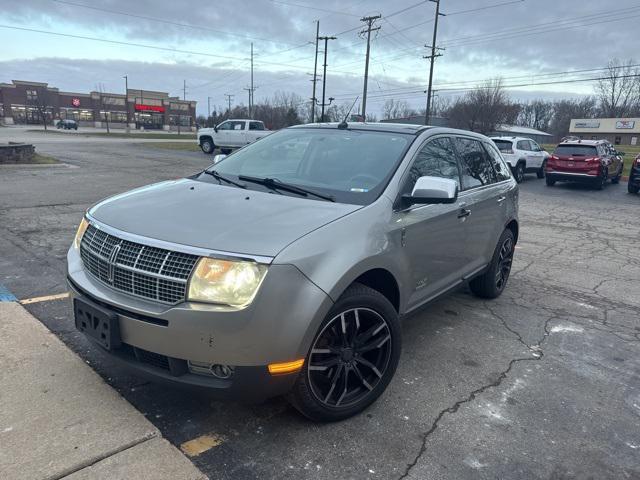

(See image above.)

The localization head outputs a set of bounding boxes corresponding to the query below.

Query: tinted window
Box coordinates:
[517,140,531,151]
[454,137,498,190]
[493,140,513,153]
[405,137,460,193]
[217,121,233,130]
[554,145,598,156]
[483,142,511,182]
[249,121,265,131]
[208,128,412,205]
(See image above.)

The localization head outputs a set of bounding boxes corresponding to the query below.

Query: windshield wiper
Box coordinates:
[203,169,247,189]
[238,175,335,202]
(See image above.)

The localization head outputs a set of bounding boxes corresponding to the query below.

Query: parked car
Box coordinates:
[628,154,640,194]
[68,123,518,422]
[490,136,547,183]
[57,119,78,130]
[545,139,624,189]
[197,119,270,155]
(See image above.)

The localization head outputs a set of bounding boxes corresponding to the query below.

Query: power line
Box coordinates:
[0,24,315,72]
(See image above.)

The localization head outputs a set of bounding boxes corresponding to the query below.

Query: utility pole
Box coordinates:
[244,43,257,117]
[424,0,445,125]
[359,15,381,120]
[224,94,234,116]
[311,20,320,123]
[318,35,336,122]
[123,74,130,133]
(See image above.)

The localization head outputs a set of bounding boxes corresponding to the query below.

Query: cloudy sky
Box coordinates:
[1,0,638,117]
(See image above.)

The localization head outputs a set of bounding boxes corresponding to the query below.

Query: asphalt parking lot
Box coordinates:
[1,130,639,479]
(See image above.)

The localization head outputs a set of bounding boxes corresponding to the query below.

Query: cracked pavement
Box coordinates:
[1,132,639,479]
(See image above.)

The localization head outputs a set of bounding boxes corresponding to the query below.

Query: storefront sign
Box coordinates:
[135,104,165,113]
[615,120,635,129]
[71,97,81,107]
[574,120,600,129]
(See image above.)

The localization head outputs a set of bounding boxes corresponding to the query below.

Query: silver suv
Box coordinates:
[68,123,518,422]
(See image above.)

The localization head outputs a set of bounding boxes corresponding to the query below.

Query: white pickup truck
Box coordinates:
[197,119,271,154]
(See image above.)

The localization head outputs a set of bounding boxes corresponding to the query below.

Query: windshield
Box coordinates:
[202,128,413,205]
[492,140,513,152]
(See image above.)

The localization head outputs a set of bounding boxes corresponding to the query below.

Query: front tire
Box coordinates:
[289,283,401,422]
[629,182,639,194]
[200,138,214,154]
[545,176,556,186]
[536,160,546,179]
[470,229,515,299]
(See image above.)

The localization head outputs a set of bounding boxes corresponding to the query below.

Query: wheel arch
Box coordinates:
[199,134,213,145]
[329,265,404,314]
[505,218,519,244]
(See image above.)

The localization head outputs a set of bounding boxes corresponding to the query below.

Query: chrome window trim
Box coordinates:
[86,213,274,265]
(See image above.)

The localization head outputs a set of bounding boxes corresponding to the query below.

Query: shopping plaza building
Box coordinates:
[0,80,197,130]
[569,117,640,145]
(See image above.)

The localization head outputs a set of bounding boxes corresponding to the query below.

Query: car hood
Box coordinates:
[88,178,361,258]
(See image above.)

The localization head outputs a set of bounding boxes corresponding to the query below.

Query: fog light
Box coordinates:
[188,360,235,379]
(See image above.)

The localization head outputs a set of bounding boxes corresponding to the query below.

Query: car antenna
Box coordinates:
[338,96,359,130]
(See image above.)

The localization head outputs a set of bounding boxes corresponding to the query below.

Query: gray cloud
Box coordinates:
[1,0,638,116]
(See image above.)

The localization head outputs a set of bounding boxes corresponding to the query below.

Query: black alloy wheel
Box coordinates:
[289,283,401,422]
[495,236,514,291]
[307,308,392,408]
[470,229,515,299]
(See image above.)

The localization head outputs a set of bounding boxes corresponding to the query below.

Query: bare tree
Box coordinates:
[548,97,598,138]
[27,88,51,130]
[517,100,554,131]
[382,99,413,119]
[446,79,514,134]
[595,59,640,117]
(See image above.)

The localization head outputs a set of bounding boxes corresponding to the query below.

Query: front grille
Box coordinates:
[80,223,199,304]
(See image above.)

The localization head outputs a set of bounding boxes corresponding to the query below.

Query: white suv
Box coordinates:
[491,137,548,183]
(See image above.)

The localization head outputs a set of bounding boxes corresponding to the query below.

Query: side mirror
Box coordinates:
[212,154,227,164]
[402,176,458,205]
[213,124,218,133]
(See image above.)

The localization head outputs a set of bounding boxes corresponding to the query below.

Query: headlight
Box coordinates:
[73,217,89,249]
[188,258,268,307]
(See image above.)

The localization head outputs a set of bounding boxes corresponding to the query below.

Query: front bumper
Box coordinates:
[67,245,334,400]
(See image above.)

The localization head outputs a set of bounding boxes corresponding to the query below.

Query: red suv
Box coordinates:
[545,140,624,190]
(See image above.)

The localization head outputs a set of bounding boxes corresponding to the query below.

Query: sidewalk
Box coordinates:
[0,301,206,480]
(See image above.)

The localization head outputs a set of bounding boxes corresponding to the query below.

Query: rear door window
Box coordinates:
[249,121,265,131]
[454,137,499,190]
[483,142,512,182]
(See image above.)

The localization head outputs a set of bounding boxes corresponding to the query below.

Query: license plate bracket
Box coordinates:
[74,299,121,351]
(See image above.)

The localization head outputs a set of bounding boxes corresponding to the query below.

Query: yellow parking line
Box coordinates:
[180,434,224,457]
[19,292,70,305]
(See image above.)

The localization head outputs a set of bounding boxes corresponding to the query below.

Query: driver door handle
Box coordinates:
[457,208,471,219]
[497,196,506,203]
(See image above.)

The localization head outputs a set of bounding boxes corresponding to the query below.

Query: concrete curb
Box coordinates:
[0,302,207,480]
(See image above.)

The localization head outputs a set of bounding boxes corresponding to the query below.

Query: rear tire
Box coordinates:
[545,177,556,186]
[289,283,401,422]
[470,229,515,299]
[536,160,546,179]
[221,148,233,155]
[612,164,622,184]
[629,182,639,194]
[594,169,608,190]
[513,162,525,183]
